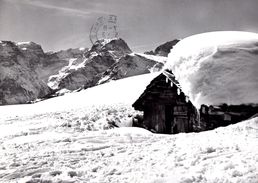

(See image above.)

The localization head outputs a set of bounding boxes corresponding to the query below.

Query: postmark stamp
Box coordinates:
[89,15,119,44]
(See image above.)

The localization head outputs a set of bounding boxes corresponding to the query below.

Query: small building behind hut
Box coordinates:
[200,103,258,131]
[132,71,198,134]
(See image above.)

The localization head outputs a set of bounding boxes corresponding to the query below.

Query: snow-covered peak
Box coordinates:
[167,31,258,108]
[90,38,132,57]
[92,38,120,48]
[97,38,120,45]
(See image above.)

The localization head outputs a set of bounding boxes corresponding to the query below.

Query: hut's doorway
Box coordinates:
[165,105,174,134]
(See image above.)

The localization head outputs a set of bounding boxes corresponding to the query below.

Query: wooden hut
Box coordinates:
[132,71,198,134]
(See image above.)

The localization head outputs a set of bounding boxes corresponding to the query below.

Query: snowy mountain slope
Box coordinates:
[98,53,164,84]
[0,71,258,183]
[48,38,165,94]
[167,31,258,109]
[47,38,132,92]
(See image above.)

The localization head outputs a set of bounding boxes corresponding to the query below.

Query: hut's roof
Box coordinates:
[162,70,181,89]
[132,70,186,111]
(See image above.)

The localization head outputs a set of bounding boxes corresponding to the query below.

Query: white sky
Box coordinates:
[1,0,258,52]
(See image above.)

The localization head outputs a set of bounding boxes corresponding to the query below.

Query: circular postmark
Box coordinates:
[89,15,119,44]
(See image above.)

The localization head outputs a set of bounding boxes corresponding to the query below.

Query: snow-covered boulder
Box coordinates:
[167,31,258,109]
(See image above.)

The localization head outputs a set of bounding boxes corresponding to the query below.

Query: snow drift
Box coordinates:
[167,31,258,108]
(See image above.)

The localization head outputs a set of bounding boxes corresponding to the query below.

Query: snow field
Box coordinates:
[1,116,257,183]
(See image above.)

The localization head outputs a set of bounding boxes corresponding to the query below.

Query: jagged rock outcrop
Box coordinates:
[154,39,180,56]
[0,41,50,105]
[145,39,180,56]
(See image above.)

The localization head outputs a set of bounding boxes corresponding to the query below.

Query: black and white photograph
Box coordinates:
[0,0,258,182]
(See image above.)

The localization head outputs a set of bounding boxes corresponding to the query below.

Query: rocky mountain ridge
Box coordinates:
[0,38,172,105]
[48,38,133,93]
[48,38,167,95]
[0,41,50,105]
[0,41,87,105]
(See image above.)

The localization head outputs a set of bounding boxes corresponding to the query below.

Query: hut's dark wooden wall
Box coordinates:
[133,73,198,134]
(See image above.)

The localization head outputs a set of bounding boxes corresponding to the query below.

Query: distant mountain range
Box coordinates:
[0,38,179,105]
